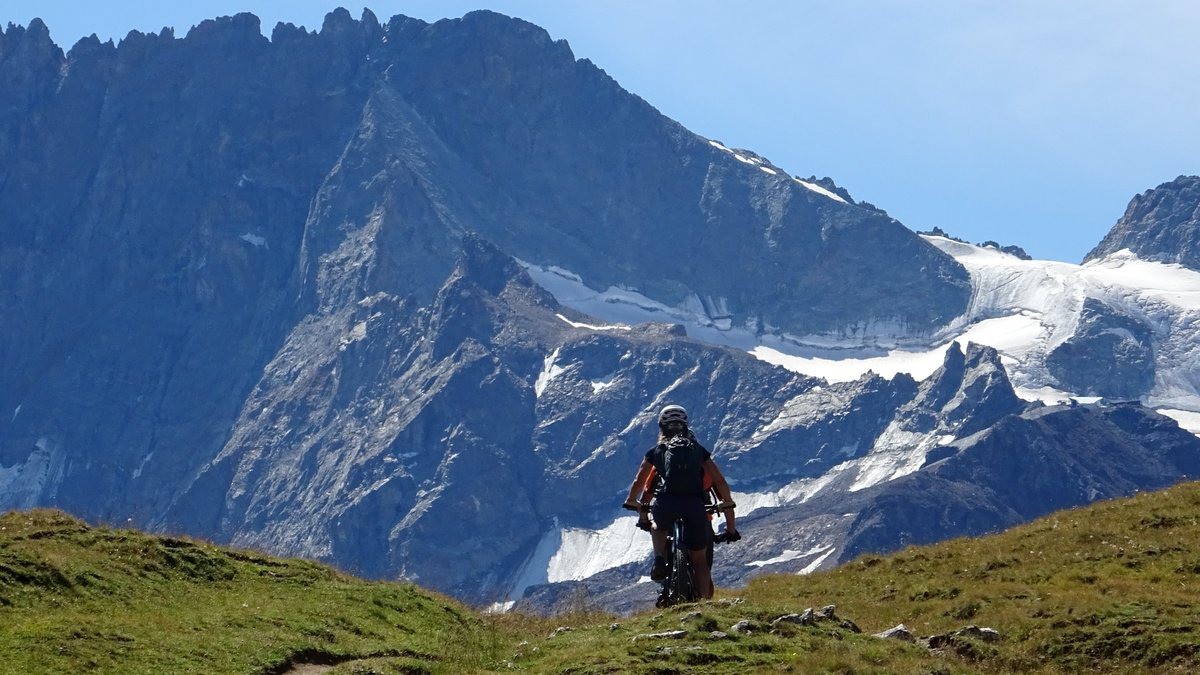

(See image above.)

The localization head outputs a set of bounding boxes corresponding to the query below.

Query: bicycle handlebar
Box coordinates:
[713,530,741,544]
[624,500,741,542]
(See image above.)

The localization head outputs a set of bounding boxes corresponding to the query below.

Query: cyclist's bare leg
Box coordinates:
[688,548,713,599]
[650,524,668,558]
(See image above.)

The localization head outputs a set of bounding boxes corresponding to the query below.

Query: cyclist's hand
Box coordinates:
[622,499,641,512]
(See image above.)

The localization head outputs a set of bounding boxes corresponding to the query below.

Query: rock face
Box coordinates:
[834,402,1200,562]
[1046,298,1156,399]
[1,10,1197,612]
[1086,175,1200,269]
[0,9,967,510]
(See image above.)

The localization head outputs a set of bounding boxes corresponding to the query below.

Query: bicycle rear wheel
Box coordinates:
[669,522,696,603]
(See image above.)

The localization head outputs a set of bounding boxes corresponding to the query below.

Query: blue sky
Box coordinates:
[7,1,1198,262]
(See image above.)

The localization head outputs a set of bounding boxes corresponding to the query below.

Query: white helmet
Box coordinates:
[658,404,688,426]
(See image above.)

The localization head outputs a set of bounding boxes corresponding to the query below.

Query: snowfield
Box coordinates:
[920,236,1200,414]
[523,237,1200,418]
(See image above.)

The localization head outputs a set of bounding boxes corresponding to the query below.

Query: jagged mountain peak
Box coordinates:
[432,234,561,322]
[184,12,264,43]
[1,17,60,61]
[452,234,534,296]
[3,17,51,41]
[426,235,563,361]
[899,341,1023,436]
[8,8,567,66]
[1085,175,1200,269]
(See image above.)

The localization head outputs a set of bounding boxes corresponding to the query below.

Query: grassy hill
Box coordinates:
[0,510,492,674]
[7,481,1200,673]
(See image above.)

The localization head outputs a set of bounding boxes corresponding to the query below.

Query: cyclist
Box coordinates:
[637,465,723,570]
[623,404,738,600]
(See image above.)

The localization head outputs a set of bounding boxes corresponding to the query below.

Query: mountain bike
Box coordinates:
[631,494,740,608]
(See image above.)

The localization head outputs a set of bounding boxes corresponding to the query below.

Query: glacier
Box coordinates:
[523,237,1200,428]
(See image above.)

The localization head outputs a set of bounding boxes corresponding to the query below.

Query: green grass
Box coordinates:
[0,510,491,674]
[469,480,1200,674]
[10,481,1200,673]
[738,482,1200,674]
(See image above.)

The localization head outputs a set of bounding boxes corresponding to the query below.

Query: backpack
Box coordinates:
[658,435,705,496]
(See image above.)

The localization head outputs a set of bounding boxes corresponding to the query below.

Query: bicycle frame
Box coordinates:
[657,517,697,607]
[640,489,736,608]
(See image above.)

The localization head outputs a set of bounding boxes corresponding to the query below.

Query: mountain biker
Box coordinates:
[638,466,723,570]
[623,404,739,600]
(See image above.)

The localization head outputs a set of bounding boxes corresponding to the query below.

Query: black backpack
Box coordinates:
[658,435,705,496]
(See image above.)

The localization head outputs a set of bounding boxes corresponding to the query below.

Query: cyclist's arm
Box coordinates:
[640,467,657,509]
[702,459,733,502]
[703,459,738,533]
[625,459,655,506]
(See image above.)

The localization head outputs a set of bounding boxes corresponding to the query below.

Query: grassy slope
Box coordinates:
[8,481,1200,673]
[492,481,1200,674]
[0,510,493,674]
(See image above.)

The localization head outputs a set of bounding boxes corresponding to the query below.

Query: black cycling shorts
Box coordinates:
[652,494,711,551]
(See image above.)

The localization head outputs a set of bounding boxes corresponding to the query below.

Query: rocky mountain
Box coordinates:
[2,8,1200,613]
[518,345,1200,614]
[0,7,962,596]
[1086,175,1200,269]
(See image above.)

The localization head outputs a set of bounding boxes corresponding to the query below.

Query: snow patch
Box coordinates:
[239,233,268,248]
[794,179,848,203]
[504,527,562,603]
[556,314,630,332]
[759,166,777,175]
[546,265,582,282]
[1158,408,1200,437]
[732,473,840,516]
[798,547,837,574]
[1014,385,1074,405]
[590,375,617,394]
[0,437,60,510]
[922,235,1200,410]
[11,405,20,422]
[747,312,1040,383]
[534,347,567,398]
[546,516,653,583]
[849,426,932,492]
[522,261,763,343]
[746,544,832,568]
